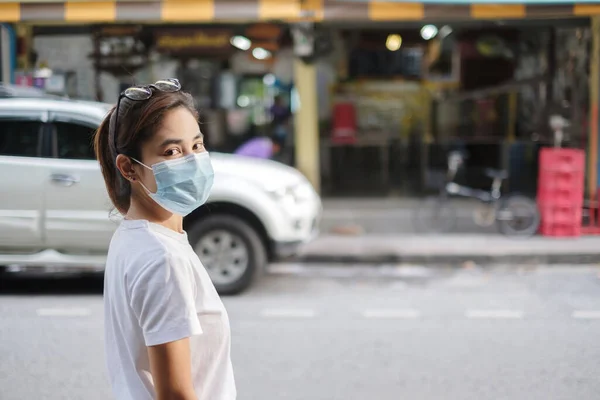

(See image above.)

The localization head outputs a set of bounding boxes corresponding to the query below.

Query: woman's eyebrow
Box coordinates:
[159,133,203,147]
[159,138,183,147]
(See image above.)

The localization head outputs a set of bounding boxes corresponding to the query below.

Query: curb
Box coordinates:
[296,253,600,265]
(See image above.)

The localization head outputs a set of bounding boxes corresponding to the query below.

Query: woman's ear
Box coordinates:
[115,154,137,182]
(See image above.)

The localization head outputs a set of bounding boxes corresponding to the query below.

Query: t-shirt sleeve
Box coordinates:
[128,252,202,347]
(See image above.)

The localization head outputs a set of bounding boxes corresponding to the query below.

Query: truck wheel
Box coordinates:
[187,214,266,295]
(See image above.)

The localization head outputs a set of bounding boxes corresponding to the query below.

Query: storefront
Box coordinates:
[316,19,592,197]
[3,0,600,197]
[16,22,295,154]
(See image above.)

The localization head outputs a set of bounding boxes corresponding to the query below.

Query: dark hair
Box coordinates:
[94,90,198,214]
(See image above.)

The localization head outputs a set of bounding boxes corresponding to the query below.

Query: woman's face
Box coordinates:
[135,106,205,193]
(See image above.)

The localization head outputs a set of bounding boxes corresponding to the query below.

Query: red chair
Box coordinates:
[331,102,357,145]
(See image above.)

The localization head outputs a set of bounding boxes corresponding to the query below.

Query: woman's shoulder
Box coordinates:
[113,221,167,252]
[113,222,190,266]
[117,240,193,287]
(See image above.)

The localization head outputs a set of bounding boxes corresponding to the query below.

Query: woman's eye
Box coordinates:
[165,148,181,156]
[194,142,205,151]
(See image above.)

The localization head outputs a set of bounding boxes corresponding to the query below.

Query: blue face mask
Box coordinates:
[132,152,214,216]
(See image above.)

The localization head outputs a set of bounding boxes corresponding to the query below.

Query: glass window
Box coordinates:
[54,121,96,160]
[348,47,423,79]
[0,119,42,157]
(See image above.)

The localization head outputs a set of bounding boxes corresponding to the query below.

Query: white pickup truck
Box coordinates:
[0,93,321,294]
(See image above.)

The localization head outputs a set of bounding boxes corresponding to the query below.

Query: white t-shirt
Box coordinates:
[103,219,236,400]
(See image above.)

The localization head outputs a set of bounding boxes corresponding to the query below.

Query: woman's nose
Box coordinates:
[182,147,196,156]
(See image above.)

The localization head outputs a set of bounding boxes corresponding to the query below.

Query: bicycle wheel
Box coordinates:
[496,194,541,237]
[413,196,457,233]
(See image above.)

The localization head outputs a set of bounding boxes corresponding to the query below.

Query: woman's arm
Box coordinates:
[148,338,198,400]
[128,253,202,399]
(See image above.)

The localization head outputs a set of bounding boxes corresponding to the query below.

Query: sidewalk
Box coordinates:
[318,198,497,235]
[298,198,600,265]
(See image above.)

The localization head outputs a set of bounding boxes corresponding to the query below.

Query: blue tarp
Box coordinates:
[0,24,16,84]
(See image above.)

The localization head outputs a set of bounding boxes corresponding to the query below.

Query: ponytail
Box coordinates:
[93,107,131,215]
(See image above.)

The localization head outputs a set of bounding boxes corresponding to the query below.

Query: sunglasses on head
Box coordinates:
[111,78,182,155]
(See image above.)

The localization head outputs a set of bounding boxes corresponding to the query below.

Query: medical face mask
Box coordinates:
[131,152,214,216]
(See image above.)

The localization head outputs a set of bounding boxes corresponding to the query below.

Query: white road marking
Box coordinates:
[36,307,92,317]
[465,310,524,319]
[260,308,316,318]
[572,310,600,319]
[362,309,421,319]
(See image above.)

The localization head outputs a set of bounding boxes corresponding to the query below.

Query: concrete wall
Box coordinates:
[33,34,95,100]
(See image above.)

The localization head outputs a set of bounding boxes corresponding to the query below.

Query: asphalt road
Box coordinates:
[320,199,500,235]
[1,264,600,400]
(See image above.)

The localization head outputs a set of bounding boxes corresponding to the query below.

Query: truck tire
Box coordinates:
[187,214,266,295]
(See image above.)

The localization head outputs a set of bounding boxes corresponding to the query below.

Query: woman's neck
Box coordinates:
[125,197,184,234]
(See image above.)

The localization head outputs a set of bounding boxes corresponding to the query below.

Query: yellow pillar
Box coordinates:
[588,16,600,200]
[293,58,321,193]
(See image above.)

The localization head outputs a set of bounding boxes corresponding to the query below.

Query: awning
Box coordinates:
[1,0,599,23]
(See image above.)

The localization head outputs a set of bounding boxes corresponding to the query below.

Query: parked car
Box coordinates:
[0,83,63,98]
[0,96,321,294]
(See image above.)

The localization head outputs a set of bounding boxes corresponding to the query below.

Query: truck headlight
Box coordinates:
[265,182,313,204]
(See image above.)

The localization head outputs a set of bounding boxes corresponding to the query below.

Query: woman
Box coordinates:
[94,79,236,400]
[233,135,276,159]
[269,95,291,147]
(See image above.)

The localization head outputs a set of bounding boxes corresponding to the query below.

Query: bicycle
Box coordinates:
[413,151,541,237]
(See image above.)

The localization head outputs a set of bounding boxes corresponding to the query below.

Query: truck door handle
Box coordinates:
[50,174,80,187]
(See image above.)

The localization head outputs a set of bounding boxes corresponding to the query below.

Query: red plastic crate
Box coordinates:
[539,205,582,237]
[537,180,584,192]
[539,205,582,224]
[538,170,584,185]
[540,223,581,237]
[538,171,584,191]
[538,178,584,195]
[539,148,585,174]
[537,188,584,207]
[537,148,585,237]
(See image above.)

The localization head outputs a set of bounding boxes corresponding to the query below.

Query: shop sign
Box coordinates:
[154,29,232,54]
[245,24,282,40]
[98,25,141,38]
